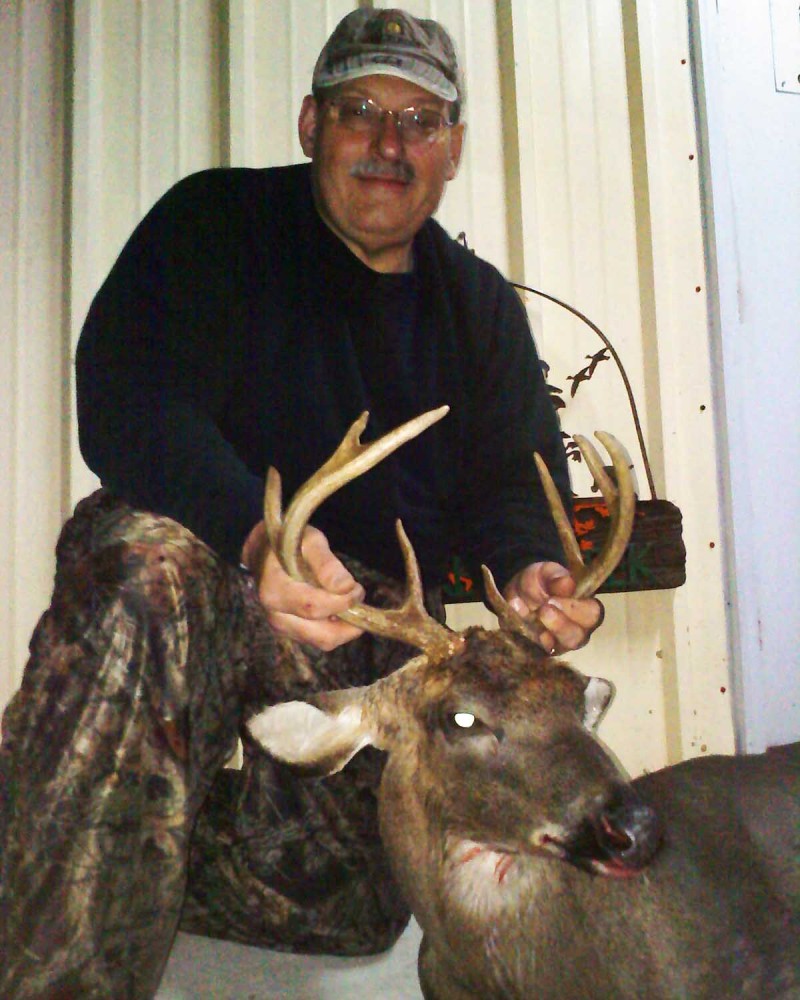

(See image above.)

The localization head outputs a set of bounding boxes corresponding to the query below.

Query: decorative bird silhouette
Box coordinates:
[567,349,610,397]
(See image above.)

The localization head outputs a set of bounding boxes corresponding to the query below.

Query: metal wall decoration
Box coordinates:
[444,244,686,603]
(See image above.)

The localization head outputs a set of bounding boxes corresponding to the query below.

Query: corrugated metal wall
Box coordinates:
[0,0,734,774]
[0,0,68,710]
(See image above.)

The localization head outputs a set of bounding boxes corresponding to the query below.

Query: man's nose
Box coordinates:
[372,111,405,159]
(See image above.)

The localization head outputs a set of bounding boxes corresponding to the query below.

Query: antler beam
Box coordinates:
[264,406,462,662]
[484,432,635,643]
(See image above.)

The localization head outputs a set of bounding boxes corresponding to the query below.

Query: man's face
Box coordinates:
[298,74,465,273]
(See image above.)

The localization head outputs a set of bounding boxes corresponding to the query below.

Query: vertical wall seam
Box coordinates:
[460,0,475,241]
[176,0,183,178]
[496,0,524,282]
[218,0,230,166]
[289,0,297,159]
[135,1,144,215]
[8,1,23,651]
[62,0,75,520]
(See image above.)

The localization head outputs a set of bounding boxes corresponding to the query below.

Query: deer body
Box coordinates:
[247,409,800,998]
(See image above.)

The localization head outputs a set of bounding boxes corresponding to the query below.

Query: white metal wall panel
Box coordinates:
[635,0,735,757]
[69,0,222,506]
[695,0,800,753]
[228,0,357,167]
[509,0,660,777]
[512,0,648,450]
[507,0,734,774]
[0,2,66,707]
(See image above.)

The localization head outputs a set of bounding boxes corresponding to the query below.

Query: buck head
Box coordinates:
[248,407,660,885]
[249,631,660,881]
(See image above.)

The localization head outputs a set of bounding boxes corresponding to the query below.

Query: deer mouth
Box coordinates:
[532,795,663,878]
[450,795,662,887]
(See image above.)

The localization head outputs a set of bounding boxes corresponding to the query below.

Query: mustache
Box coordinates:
[349,159,415,183]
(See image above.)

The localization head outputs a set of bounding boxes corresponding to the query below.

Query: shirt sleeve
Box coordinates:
[75,171,264,564]
[454,273,572,592]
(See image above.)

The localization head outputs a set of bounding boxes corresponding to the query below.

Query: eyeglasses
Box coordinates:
[327,96,452,144]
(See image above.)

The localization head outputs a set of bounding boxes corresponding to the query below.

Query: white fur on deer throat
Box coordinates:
[444,837,529,915]
[442,830,563,918]
[443,838,518,915]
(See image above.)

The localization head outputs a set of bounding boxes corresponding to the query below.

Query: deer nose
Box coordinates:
[563,787,662,876]
[592,796,662,873]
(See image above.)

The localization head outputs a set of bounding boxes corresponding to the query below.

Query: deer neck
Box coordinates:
[379,755,562,927]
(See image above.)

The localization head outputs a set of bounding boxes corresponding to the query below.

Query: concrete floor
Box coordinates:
[156,919,424,999]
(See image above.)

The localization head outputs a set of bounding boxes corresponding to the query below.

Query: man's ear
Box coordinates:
[298,94,320,159]
[445,122,466,181]
[247,694,376,777]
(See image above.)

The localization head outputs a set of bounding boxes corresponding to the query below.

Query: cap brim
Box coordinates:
[315,61,457,104]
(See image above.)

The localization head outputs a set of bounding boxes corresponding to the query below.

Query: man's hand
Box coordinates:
[503,561,604,654]
[241,522,365,651]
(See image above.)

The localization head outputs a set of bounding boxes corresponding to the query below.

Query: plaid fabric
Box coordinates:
[0,491,436,998]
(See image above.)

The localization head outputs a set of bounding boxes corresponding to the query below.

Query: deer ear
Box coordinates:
[247,696,376,777]
[583,676,614,730]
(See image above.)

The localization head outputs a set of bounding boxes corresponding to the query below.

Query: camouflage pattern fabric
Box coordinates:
[0,491,436,998]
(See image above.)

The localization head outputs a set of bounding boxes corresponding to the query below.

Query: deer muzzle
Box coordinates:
[559,787,663,878]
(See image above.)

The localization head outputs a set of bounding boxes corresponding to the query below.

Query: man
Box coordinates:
[0,9,603,998]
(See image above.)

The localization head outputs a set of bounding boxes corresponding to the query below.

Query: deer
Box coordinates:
[246,406,800,999]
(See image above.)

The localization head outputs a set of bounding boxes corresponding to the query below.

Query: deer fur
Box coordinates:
[248,628,800,999]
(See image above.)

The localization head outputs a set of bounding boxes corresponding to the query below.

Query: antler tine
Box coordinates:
[570,431,635,598]
[264,406,461,661]
[341,519,462,660]
[574,433,618,519]
[533,452,584,582]
[481,564,548,648]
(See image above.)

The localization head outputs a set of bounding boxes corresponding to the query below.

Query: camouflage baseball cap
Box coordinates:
[313,8,463,112]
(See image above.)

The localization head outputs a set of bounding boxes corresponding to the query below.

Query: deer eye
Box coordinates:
[453,712,476,729]
[442,710,501,743]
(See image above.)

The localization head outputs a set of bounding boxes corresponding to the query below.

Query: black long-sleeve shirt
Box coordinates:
[76,163,569,591]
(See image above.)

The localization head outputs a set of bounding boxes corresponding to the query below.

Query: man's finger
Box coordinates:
[261,570,362,621]
[302,527,364,597]
[538,602,584,651]
[267,609,364,651]
[547,596,604,630]
[540,564,576,599]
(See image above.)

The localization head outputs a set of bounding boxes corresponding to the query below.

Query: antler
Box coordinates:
[483,432,636,643]
[264,406,463,662]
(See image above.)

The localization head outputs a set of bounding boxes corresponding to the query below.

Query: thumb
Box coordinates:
[542,563,577,599]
